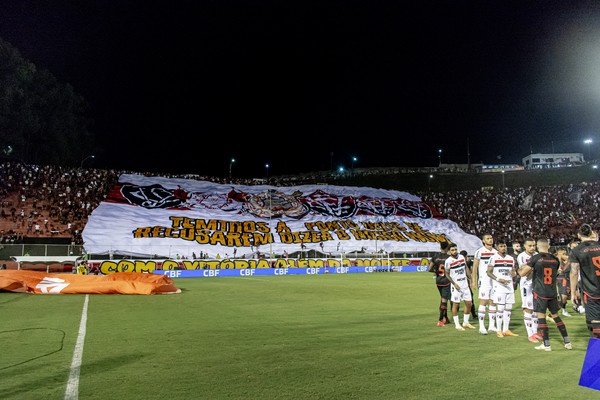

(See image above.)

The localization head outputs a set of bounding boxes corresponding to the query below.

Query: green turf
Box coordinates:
[1,273,597,399]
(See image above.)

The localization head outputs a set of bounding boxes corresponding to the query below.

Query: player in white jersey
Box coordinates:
[487,239,519,338]
[517,237,541,342]
[470,233,498,335]
[444,243,474,331]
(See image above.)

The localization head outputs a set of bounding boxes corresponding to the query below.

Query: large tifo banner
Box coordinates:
[82,174,482,258]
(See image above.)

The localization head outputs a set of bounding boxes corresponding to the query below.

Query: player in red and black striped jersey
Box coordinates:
[569,223,600,339]
[519,238,572,351]
[429,241,450,326]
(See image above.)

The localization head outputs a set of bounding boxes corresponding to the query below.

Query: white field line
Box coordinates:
[64,294,89,400]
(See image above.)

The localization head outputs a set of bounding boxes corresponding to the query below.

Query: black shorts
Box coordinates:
[533,293,560,315]
[437,284,451,301]
[583,294,600,321]
[557,277,570,297]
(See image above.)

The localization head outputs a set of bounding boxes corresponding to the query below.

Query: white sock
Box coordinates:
[503,307,512,332]
[478,305,486,328]
[488,306,497,329]
[524,312,533,337]
[496,305,505,331]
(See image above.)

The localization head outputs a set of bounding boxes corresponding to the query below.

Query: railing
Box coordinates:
[0,243,436,260]
[0,244,84,259]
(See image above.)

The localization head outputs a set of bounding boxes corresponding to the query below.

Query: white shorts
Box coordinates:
[478,283,493,300]
[493,290,515,305]
[520,284,534,310]
[451,283,472,303]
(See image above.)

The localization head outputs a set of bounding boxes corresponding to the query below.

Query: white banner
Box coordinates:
[81,174,482,258]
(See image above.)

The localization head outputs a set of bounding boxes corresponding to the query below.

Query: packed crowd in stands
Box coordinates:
[1,160,598,249]
[423,182,600,246]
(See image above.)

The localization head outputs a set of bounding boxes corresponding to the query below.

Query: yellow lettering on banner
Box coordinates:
[99,261,118,274]
[169,216,184,228]
[181,260,203,270]
[116,260,135,272]
[276,221,292,233]
[180,228,195,241]
[229,221,243,233]
[94,257,430,273]
[234,260,250,269]
[279,233,294,244]
[162,260,179,270]
[256,259,271,269]
[404,231,439,243]
[335,230,350,240]
[203,261,221,269]
[133,217,450,252]
[307,259,326,267]
[277,231,333,244]
[286,259,297,267]
[404,222,426,232]
[195,231,210,244]
[132,227,151,237]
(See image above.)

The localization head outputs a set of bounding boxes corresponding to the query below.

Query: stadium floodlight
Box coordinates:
[80,155,95,168]
[229,158,236,181]
[584,139,593,161]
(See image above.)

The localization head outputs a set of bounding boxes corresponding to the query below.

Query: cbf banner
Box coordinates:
[81,174,482,258]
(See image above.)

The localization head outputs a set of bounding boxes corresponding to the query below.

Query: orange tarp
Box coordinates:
[0,270,181,295]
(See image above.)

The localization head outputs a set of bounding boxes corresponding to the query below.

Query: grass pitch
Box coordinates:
[0,273,597,399]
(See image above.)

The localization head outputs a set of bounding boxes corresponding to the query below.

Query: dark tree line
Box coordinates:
[0,37,94,167]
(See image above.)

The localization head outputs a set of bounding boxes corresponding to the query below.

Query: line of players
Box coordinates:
[429,226,600,351]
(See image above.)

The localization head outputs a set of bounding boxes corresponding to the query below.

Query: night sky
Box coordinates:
[2,1,600,178]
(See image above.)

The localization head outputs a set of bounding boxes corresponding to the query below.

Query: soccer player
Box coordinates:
[507,240,522,291]
[470,233,498,335]
[428,241,451,326]
[460,250,478,320]
[569,223,600,339]
[519,238,572,351]
[568,239,585,314]
[487,239,519,337]
[444,243,475,331]
[517,237,540,342]
[554,247,571,317]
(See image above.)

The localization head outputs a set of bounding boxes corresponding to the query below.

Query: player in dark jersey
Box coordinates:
[519,237,572,351]
[429,241,451,326]
[569,223,600,339]
[554,247,571,317]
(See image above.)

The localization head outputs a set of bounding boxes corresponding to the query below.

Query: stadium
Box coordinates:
[2,161,600,399]
[3,2,600,398]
